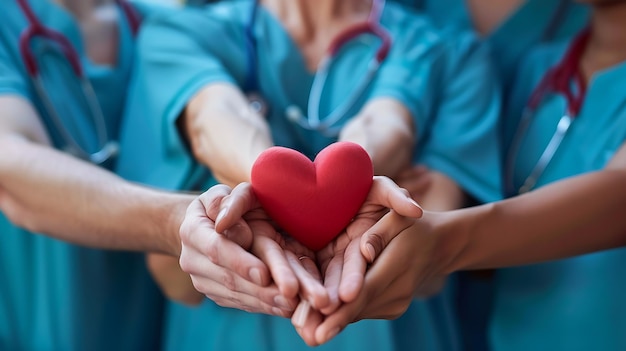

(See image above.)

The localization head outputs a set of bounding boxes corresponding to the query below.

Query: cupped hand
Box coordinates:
[180,182,336,317]
[316,176,424,310]
[292,176,424,346]
[179,184,298,316]
[312,210,452,345]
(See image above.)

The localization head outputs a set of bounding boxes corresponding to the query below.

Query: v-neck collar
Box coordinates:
[578,59,626,120]
[34,0,131,75]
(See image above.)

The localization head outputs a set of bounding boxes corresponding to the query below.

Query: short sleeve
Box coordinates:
[369,9,447,142]
[116,5,247,190]
[0,39,32,100]
[416,31,504,203]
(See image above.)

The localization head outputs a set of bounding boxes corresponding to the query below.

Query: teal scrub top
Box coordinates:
[116,1,503,350]
[0,1,164,350]
[395,0,589,93]
[493,35,626,351]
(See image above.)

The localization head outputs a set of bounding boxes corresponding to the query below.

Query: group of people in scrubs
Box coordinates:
[0,0,624,351]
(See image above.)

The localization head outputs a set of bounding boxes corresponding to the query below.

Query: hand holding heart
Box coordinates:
[179,142,423,345]
[253,143,421,328]
[250,141,376,251]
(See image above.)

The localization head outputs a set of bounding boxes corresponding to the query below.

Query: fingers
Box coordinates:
[182,248,297,316]
[292,302,324,347]
[338,238,367,303]
[319,253,343,315]
[368,176,423,218]
[252,233,299,298]
[292,300,311,329]
[220,218,255,249]
[285,251,330,310]
[196,184,232,220]
[314,236,411,345]
[186,185,255,250]
[360,210,415,263]
[313,297,361,345]
[214,182,259,233]
[179,212,272,286]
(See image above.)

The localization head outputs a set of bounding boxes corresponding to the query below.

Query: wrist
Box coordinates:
[427,210,473,275]
[161,193,195,256]
[438,203,498,273]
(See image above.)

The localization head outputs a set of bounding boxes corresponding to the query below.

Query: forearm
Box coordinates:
[0,134,191,255]
[441,169,626,272]
[183,83,273,186]
[339,98,415,178]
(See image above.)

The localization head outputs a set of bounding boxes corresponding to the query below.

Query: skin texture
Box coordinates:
[298,2,626,345]
[0,0,194,256]
[177,178,423,319]
[181,147,626,345]
[176,0,626,344]
[155,0,466,308]
[0,0,200,303]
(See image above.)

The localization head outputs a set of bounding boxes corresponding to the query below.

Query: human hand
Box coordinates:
[292,176,425,346]
[315,176,424,310]
[306,211,451,345]
[178,184,299,316]
[180,181,339,316]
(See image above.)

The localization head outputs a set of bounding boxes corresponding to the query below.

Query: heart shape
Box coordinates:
[251,142,373,251]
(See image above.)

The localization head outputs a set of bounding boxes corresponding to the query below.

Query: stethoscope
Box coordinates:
[504,27,590,197]
[244,0,392,137]
[17,0,140,165]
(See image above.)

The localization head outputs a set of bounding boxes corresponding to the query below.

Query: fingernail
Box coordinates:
[365,243,377,262]
[409,198,422,210]
[215,207,228,225]
[292,301,310,328]
[249,268,263,285]
[274,295,292,309]
[325,327,341,342]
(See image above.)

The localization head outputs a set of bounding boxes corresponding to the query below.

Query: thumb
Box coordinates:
[214,182,260,233]
[368,176,423,218]
[360,210,415,263]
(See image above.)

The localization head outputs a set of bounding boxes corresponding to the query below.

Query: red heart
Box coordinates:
[251,142,373,251]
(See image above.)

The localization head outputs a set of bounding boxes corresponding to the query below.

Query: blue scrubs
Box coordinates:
[395,0,589,93]
[0,1,164,350]
[393,2,588,349]
[117,1,502,350]
[494,34,626,351]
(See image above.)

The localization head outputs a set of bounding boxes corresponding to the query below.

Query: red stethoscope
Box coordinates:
[244,0,392,137]
[17,0,140,165]
[504,27,591,196]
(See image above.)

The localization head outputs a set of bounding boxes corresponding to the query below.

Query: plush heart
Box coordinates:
[251,142,373,251]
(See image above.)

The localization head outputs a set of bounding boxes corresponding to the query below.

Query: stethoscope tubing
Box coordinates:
[16,0,138,165]
[505,108,573,196]
[504,27,590,197]
[245,0,391,137]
